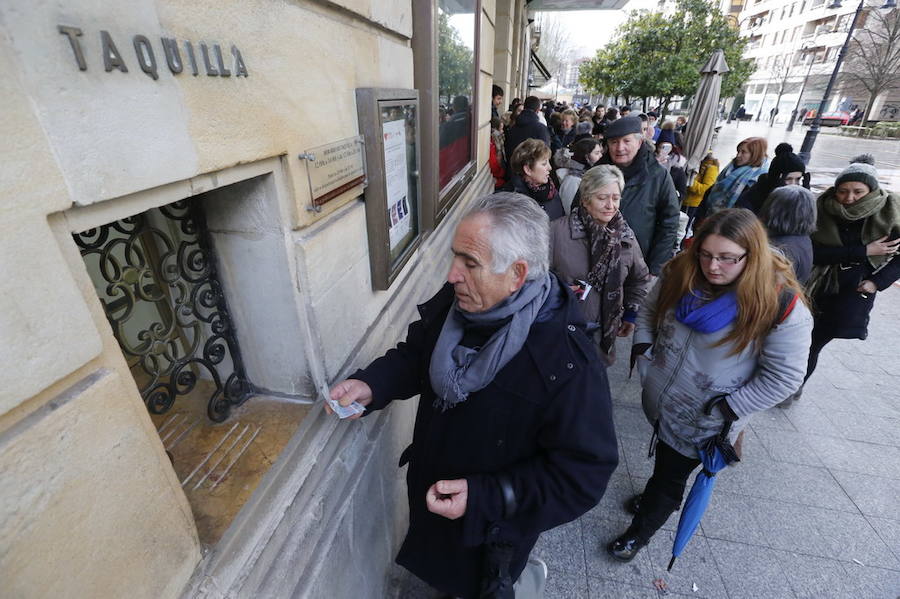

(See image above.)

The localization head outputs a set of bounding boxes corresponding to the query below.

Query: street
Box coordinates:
[710,119,900,193]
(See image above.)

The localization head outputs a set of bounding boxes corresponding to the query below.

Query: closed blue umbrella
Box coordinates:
[667,397,740,571]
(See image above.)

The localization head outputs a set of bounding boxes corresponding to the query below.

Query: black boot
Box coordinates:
[607,531,646,562]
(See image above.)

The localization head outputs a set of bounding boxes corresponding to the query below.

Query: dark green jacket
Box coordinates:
[591,143,680,274]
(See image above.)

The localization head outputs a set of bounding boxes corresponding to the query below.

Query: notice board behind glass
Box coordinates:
[356,88,422,290]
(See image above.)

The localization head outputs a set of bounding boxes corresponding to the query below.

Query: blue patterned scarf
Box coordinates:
[705,161,768,214]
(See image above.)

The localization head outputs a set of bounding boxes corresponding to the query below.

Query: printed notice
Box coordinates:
[382,118,411,251]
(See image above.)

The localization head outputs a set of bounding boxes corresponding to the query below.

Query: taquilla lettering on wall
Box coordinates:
[58,25,248,79]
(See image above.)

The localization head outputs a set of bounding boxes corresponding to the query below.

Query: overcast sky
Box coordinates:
[538,0,660,59]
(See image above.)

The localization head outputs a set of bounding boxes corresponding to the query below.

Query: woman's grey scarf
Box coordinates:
[429,273,554,411]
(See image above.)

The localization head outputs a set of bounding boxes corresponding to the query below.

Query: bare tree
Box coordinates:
[843,7,900,125]
[534,13,577,90]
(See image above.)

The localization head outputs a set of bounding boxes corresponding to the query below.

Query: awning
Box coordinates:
[526,0,630,10]
[529,50,552,88]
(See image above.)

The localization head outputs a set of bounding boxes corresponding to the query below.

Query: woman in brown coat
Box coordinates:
[549,164,652,363]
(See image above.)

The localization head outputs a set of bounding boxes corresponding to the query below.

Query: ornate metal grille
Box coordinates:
[74,199,250,421]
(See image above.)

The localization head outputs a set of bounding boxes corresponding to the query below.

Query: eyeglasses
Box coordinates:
[698,251,747,266]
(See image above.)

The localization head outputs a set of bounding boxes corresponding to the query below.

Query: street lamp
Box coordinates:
[798,0,898,164]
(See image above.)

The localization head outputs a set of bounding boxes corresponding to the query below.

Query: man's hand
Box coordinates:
[426,479,468,520]
[327,379,373,421]
[617,321,635,337]
[857,279,877,294]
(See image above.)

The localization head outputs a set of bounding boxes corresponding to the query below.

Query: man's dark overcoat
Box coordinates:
[352,281,618,598]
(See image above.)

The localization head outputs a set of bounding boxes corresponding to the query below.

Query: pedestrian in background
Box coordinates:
[682,152,719,239]
[694,137,768,226]
[549,165,652,364]
[504,139,564,220]
[504,96,551,162]
[799,155,900,401]
[589,116,680,276]
[758,185,817,284]
[556,138,603,212]
[488,116,507,189]
[737,143,809,214]
[608,208,811,561]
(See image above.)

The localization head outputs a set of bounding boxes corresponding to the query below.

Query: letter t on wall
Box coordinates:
[58,25,87,71]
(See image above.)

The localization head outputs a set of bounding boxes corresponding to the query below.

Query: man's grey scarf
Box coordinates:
[429,273,554,411]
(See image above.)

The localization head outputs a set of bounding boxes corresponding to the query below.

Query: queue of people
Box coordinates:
[326,88,899,598]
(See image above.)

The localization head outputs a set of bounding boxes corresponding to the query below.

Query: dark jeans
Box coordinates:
[804,327,835,383]
[628,440,700,544]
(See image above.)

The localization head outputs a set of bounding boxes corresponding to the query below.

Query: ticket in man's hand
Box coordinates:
[327,397,366,419]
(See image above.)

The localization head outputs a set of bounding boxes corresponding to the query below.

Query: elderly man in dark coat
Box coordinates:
[587,116,680,275]
[329,192,618,599]
[504,95,552,162]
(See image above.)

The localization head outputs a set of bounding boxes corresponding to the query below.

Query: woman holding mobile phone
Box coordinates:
[549,165,652,364]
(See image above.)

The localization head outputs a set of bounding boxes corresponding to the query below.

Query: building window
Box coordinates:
[437,1,476,191]
[413,1,481,228]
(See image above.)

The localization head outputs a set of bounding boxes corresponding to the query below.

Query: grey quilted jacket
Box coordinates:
[634,278,813,458]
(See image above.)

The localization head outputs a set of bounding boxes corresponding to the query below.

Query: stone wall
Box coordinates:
[0,0,514,596]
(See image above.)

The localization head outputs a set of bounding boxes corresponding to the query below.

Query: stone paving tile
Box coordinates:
[701,490,771,547]
[746,406,798,432]
[867,516,900,563]
[780,402,844,439]
[820,508,900,571]
[707,538,796,599]
[819,409,900,447]
[613,405,654,440]
[837,561,900,598]
[532,519,586,578]
[582,515,658,591]
[643,530,727,598]
[543,567,589,599]
[831,470,900,520]
[587,577,659,598]
[774,551,854,599]
[751,427,824,467]
[713,458,859,513]
[801,434,900,479]
[619,435,655,480]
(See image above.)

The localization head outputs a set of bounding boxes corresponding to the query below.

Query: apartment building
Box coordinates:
[737,0,899,123]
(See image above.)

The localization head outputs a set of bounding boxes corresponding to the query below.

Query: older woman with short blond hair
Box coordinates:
[549,164,652,363]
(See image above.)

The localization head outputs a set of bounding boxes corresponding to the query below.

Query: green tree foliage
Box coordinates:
[580,0,754,107]
[438,11,474,106]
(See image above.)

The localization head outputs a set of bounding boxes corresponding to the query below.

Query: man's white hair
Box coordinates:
[461,192,550,280]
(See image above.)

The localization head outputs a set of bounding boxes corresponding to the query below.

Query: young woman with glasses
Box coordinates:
[607,208,813,562]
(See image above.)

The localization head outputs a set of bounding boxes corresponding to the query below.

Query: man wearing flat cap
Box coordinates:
[587,116,679,275]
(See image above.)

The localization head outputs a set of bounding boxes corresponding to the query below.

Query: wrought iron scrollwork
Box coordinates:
[74,199,250,421]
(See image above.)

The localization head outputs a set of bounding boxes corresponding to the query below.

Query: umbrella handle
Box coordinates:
[667,555,677,571]
[702,394,729,416]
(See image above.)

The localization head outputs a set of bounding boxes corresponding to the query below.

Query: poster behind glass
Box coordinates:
[437,0,476,190]
[380,102,420,265]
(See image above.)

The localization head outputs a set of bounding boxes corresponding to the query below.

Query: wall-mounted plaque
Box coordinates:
[356,88,422,290]
[299,136,366,209]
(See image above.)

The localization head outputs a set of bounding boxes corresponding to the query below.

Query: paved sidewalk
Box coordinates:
[536,287,900,598]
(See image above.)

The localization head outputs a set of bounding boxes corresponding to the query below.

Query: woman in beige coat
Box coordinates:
[549,165,652,364]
